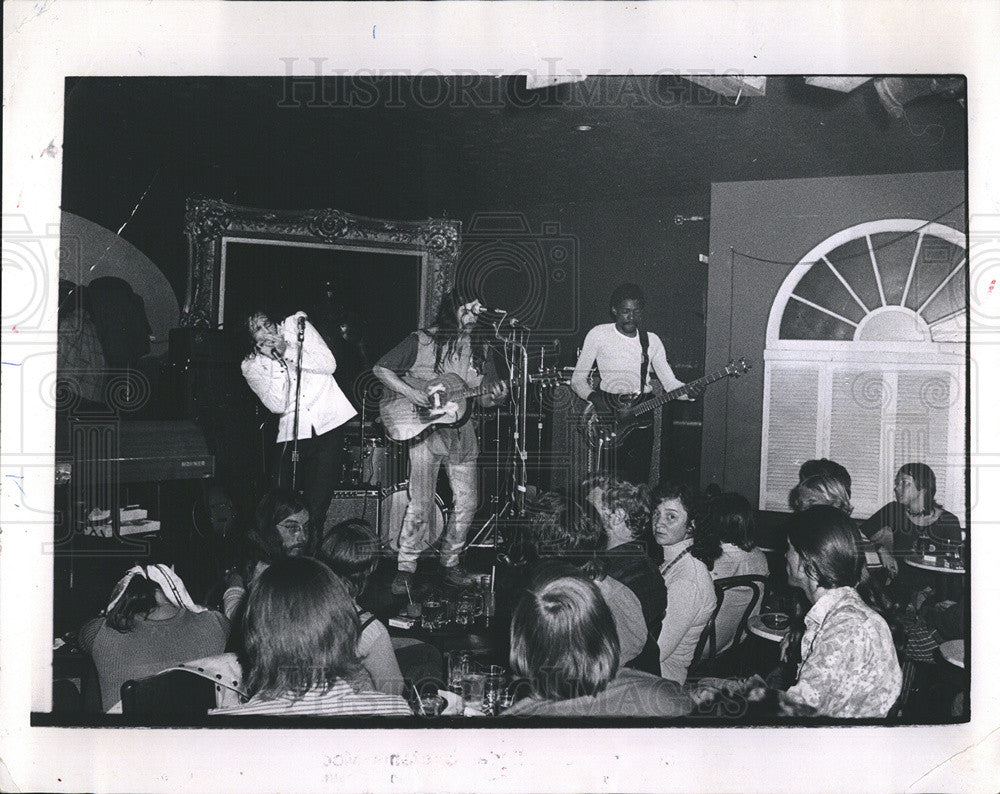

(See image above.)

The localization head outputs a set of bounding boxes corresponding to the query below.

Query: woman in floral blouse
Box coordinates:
[782,505,902,718]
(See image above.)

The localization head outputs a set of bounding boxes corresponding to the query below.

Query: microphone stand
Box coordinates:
[290,316,306,491]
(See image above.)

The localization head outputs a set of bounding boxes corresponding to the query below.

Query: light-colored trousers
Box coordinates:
[397,424,478,572]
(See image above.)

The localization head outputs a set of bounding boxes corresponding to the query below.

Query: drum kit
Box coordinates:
[334,418,445,555]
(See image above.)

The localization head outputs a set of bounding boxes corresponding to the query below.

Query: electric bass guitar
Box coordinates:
[380,371,566,443]
[581,358,752,450]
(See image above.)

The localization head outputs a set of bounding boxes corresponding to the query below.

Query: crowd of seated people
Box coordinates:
[68,456,963,721]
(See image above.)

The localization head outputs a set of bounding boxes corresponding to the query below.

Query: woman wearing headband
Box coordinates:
[78,564,229,712]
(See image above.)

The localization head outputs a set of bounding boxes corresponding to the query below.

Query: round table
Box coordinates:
[938,639,965,669]
[904,555,965,575]
[747,614,790,643]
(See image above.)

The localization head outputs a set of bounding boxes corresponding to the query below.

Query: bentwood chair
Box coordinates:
[690,574,769,678]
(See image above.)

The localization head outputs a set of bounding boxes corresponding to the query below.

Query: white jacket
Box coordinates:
[241,313,356,442]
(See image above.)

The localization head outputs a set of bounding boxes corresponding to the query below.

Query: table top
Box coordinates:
[938,639,965,668]
[747,614,790,643]
[904,555,965,574]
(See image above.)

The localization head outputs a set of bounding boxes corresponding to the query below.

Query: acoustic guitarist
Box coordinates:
[373,289,508,595]
[570,283,694,486]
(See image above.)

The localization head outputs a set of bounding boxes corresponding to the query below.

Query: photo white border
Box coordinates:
[3,1,999,791]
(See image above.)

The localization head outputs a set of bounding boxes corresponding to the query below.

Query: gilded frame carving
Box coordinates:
[180,197,461,328]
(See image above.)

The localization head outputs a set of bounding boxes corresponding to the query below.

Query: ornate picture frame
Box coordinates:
[180,197,461,328]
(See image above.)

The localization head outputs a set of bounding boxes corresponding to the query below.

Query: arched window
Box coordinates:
[760,219,966,517]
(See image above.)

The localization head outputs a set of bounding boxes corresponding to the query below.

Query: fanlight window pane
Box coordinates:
[904,238,965,313]
[779,299,855,340]
[825,237,882,310]
[791,262,867,324]
[923,267,967,325]
[868,232,919,307]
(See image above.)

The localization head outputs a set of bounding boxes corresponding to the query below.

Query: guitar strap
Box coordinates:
[638,328,650,394]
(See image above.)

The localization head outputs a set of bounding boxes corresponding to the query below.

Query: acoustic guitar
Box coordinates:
[380,371,566,443]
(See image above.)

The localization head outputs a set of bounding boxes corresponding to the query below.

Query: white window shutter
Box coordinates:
[762,366,819,511]
[829,369,887,517]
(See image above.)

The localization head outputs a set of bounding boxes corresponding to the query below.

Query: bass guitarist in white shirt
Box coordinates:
[571,283,692,485]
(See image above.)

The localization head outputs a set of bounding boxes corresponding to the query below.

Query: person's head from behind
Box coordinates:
[785,505,863,601]
[584,474,651,548]
[789,474,853,516]
[319,519,380,600]
[527,491,607,578]
[105,574,164,633]
[894,462,938,513]
[252,488,311,561]
[650,479,699,548]
[704,491,758,551]
[243,556,361,699]
[608,283,645,336]
[510,569,620,701]
[798,458,852,499]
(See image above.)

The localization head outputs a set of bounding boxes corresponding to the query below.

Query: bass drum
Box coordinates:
[380,482,446,553]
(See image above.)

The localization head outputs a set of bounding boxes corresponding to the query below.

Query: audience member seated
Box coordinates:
[223,489,312,621]
[860,463,962,596]
[650,480,716,684]
[321,519,439,697]
[692,491,769,654]
[789,474,853,515]
[585,475,666,676]
[211,557,412,717]
[797,458,852,501]
[503,569,693,718]
[526,492,648,666]
[780,506,902,718]
[79,564,229,712]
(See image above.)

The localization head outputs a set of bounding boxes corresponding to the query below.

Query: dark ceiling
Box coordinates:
[61,74,967,305]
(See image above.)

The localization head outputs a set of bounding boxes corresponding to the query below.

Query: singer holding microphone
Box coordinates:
[242,309,357,533]
[373,289,508,595]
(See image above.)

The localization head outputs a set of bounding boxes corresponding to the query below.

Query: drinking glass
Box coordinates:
[422,598,447,631]
[483,665,506,715]
[461,672,486,709]
[446,650,473,694]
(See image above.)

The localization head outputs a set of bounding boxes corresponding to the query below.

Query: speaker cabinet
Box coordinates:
[323,489,381,534]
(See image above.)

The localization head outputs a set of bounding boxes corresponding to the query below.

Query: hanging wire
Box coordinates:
[729,199,965,267]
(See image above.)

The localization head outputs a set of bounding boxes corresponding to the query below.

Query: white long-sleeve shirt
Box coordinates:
[571,323,684,400]
[241,313,356,442]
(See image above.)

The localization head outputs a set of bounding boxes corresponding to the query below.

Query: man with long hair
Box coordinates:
[373,289,508,594]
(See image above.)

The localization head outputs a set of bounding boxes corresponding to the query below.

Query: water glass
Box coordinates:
[446,650,473,694]
[461,672,486,708]
[483,666,505,715]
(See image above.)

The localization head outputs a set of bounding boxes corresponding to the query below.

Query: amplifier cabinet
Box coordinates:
[323,489,381,534]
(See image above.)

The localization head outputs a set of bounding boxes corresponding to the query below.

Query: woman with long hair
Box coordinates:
[782,506,902,717]
[212,557,412,717]
[650,480,717,683]
[503,569,692,718]
[79,565,229,712]
[319,519,407,697]
[692,491,769,654]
